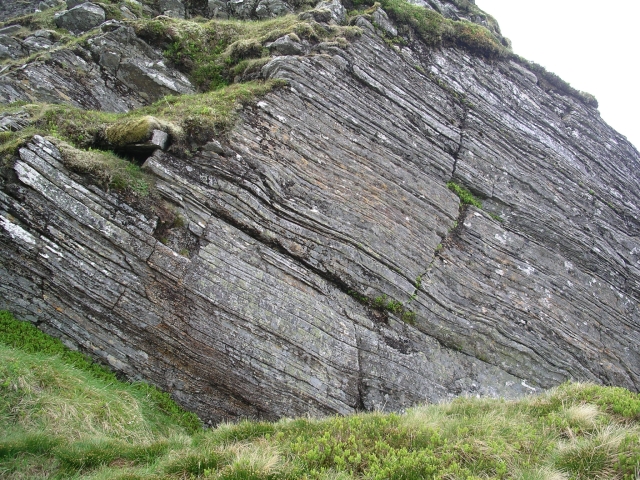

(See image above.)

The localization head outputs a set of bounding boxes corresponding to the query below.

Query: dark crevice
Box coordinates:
[450,101,469,179]
[204,200,357,296]
[410,205,470,303]
[354,331,367,411]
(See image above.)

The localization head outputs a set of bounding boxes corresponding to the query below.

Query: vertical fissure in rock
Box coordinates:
[354,329,366,411]
[410,205,470,302]
[450,102,469,179]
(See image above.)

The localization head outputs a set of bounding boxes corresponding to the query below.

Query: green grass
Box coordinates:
[349,1,596,108]
[2,309,639,479]
[447,181,483,208]
[0,311,201,437]
[1,80,281,174]
[354,0,509,59]
[134,14,360,92]
[347,291,417,325]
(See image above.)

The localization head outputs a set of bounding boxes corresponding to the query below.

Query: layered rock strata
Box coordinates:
[1,3,639,423]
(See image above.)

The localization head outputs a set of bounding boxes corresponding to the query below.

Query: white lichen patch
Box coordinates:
[0,215,37,248]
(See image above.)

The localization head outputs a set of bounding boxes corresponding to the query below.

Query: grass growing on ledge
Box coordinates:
[0,80,282,165]
[367,0,509,59]
[348,291,417,325]
[134,14,360,91]
[2,309,639,479]
[447,180,483,208]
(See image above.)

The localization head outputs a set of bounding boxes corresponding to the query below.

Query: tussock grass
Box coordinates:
[52,138,152,195]
[134,14,359,91]
[357,0,509,59]
[1,309,639,479]
[1,80,281,168]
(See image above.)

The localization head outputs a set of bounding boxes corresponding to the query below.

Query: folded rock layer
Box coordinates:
[1,2,638,424]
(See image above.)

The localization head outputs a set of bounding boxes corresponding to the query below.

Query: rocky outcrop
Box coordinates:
[0,0,42,22]
[201,0,293,19]
[409,0,504,41]
[1,134,534,423]
[0,23,194,111]
[0,34,28,60]
[54,3,106,34]
[158,0,186,18]
[1,1,639,424]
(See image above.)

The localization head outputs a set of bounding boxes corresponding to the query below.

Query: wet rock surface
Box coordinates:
[0,1,639,423]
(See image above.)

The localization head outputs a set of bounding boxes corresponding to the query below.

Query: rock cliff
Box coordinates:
[1,0,638,424]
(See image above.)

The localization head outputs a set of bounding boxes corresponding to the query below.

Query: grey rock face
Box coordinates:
[207,0,229,18]
[38,0,63,8]
[201,0,293,19]
[1,135,533,423]
[23,31,55,53]
[267,35,306,56]
[321,0,346,24]
[119,6,137,19]
[255,0,292,19]
[55,3,106,34]
[0,1,36,22]
[158,0,186,18]
[408,0,503,41]
[227,0,259,18]
[66,0,85,8]
[1,4,639,424]
[0,110,29,132]
[308,0,346,25]
[0,25,194,111]
[0,35,28,60]
[372,8,397,37]
[0,25,22,36]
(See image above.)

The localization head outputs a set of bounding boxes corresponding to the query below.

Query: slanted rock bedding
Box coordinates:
[1,0,638,424]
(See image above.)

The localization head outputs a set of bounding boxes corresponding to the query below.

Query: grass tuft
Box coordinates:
[52,138,152,195]
[362,0,509,59]
[447,180,483,208]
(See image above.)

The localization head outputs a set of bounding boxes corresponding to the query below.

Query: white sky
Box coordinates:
[475,0,640,150]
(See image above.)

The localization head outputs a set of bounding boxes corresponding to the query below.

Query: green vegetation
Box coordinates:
[447,181,483,208]
[0,311,201,433]
[2,310,640,478]
[54,139,152,195]
[514,56,599,108]
[0,0,157,32]
[104,116,181,147]
[351,0,508,59]
[489,212,504,222]
[1,80,281,164]
[347,1,596,108]
[134,15,360,91]
[348,291,417,325]
[0,0,158,72]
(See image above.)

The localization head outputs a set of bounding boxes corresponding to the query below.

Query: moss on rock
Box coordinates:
[50,137,152,195]
[104,115,182,147]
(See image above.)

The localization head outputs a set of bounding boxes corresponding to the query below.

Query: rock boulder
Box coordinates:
[55,2,106,34]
